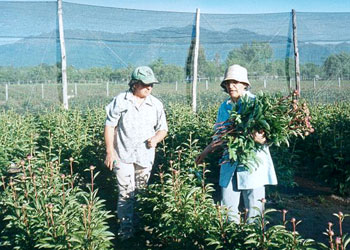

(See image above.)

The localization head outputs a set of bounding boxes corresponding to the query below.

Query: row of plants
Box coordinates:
[294,103,350,195]
[0,156,113,249]
[0,97,350,248]
[0,98,349,195]
[0,108,115,249]
[139,136,350,249]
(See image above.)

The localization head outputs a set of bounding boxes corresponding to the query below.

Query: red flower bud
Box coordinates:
[336,237,341,245]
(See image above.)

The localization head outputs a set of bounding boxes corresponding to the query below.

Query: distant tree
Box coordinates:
[226,41,273,76]
[110,65,133,83]
[150,58,184,83]
[300,63,321,80]
[323,52,350,79]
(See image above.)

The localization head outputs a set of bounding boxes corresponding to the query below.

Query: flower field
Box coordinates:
[0,84,350,249]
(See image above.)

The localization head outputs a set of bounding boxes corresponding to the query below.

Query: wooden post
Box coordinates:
[74,82,77,96]
[58,0,68,109]
[313,78,316,89]
[292,9,301,97]
[5,83,8,101]
[41,83,44,99]
[192,8,200,113]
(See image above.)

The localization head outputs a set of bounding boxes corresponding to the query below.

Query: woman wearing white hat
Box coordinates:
[196,64,277,223]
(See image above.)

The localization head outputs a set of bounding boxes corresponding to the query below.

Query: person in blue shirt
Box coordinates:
[196,64,277,223]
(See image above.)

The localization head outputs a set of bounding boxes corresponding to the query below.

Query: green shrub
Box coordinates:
[0,155,114,249]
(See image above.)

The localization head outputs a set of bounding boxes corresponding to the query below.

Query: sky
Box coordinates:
[2,0,350,14]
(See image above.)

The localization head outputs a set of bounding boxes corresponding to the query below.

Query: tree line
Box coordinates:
[0,42,349,84]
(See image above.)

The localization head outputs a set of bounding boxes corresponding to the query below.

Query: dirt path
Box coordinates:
[267,176,350,244]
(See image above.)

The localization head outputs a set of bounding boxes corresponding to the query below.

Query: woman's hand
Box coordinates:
[195,153,206,165]
[195,140,223,165]
[252,130,266,144]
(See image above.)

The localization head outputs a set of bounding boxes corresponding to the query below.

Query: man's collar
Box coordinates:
[125,91,153,106]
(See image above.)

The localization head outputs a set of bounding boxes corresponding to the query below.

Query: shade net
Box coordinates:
[0,1,349,111]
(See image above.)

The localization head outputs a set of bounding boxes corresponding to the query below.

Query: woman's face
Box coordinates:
[225,80,248,101]
[133,82,153,98]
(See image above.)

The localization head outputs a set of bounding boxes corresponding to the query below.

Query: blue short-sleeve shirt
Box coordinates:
[216,91,278,189]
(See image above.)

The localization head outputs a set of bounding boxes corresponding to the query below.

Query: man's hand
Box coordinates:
[146,130,167,149]
[147,137,158,148]
[104,152,117,171]
[252,130,266,144]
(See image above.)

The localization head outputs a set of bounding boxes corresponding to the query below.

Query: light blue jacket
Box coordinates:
[216,91,278,189]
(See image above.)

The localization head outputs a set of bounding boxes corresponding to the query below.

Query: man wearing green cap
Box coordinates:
[104,66,168,240]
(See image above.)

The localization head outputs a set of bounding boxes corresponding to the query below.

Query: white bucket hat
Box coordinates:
[220,64,250,89]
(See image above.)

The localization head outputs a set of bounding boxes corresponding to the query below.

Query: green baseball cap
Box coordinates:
[130,66,159,85]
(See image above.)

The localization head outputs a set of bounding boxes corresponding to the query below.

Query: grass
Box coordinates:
[0,79,350,112]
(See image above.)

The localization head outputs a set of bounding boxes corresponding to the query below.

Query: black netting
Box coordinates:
[0,1,349,110]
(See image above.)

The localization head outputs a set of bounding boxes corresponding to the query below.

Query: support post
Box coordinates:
[74,82,77,96]
[41,83,44,99]
[313,78,316,89]
[106,81,109,97]
[58,0,68,109]
[292,9,301,97]
[175,81,178,91]
[338,77,341,88]
[5,83,8,101]
[205,79,208,90]
[264,78,267,88]
[192,8,200,113]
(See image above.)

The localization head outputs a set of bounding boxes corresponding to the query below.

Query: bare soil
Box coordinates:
[110,175,350,249]
[267,176,350,244]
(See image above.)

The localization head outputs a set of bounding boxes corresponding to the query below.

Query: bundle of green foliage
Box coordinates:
[214,90,314,171]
